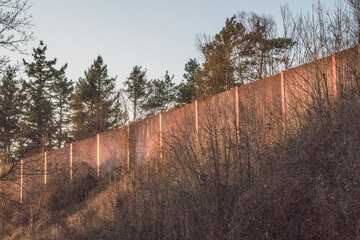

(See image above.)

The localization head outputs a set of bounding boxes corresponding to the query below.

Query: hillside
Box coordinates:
[3,79,360,239]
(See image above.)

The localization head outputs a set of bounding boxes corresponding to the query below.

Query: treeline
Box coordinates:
[0,12,293,163]
[0,42,126,161]
[1,0,360,164]
[0,42,199,163]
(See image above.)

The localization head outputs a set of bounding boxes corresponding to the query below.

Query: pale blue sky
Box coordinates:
[7,0,333,87]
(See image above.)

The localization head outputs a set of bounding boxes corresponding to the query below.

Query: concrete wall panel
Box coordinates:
[130,115,160,167]
[198,89,235,135]
[72,136,97,171]
[99,127,127,174]
[162,103,195,137]
[336,46,360,93]
[237,73,282,145]
[161,103,197,161]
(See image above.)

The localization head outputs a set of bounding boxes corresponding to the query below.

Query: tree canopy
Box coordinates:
[71,55,127,141]
[195,12,295,98]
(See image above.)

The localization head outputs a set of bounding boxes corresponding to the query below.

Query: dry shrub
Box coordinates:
[238,90,360,239]
[91,74,360,239]
[4,58,360,240]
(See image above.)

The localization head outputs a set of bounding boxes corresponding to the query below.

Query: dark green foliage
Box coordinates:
[52,63,74,148]
[22,41,67,153]
[71,55,127,141]
[141,71,176,117]
[195,16,245,97]
[176,59,199,106]
[123,65,147,121]
[0,66,22,163]
[196,12,296,98]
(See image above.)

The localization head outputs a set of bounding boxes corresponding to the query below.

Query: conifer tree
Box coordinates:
[52,65,74,148]
[22,41,65,153]
[112,89,129,126]
[0,66,22,163]
[123,65,147,121]
[141,71,176,117]
[196,12,295,97]
[71,55,127,141]
[176,59,200,106]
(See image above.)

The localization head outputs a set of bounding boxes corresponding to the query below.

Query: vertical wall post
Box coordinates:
[159,113,163,160]
[44,152,47,185]
[281,71,286,131]
[70,143,73,180]
[20,159,23,204]
[195,100,199,138]
[234,86,240,135]
[97,134,100,178]
[0,161,1,191]
[127,123,130,170]
[332,53,338,96]
[194,99,200,159]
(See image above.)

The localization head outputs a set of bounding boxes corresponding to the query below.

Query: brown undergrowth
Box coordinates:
[2,83,360,240]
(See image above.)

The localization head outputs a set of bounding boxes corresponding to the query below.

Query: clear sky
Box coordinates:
[7,0,331,87]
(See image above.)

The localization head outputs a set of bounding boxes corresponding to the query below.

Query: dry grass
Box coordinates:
[2,70,360,239]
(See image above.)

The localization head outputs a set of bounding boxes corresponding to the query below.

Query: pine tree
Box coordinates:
[52,65,73,148]
[196,12,295,97]
[196,16,243,97]
[123,65,147,121]
[112,89,129,127]
[71,55,127,141]
[176,59,199,106]
[141,71,176,117]
[22,41,65,153]
[0,66,22,163]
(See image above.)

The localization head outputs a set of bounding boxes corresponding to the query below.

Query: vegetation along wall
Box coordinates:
[3,45,360,203]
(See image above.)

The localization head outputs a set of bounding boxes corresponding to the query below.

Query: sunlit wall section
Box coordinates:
[336,46,360,94]
[130,115,160,167]
[72,136,97,176]
[161,102,196,160]
[99,128,124,175]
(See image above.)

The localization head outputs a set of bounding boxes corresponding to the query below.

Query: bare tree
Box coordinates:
[281,3,297,69]
[291,1,355,64]
[346,0,360,43]
[0,0,33,70]
[0,0,33,51]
